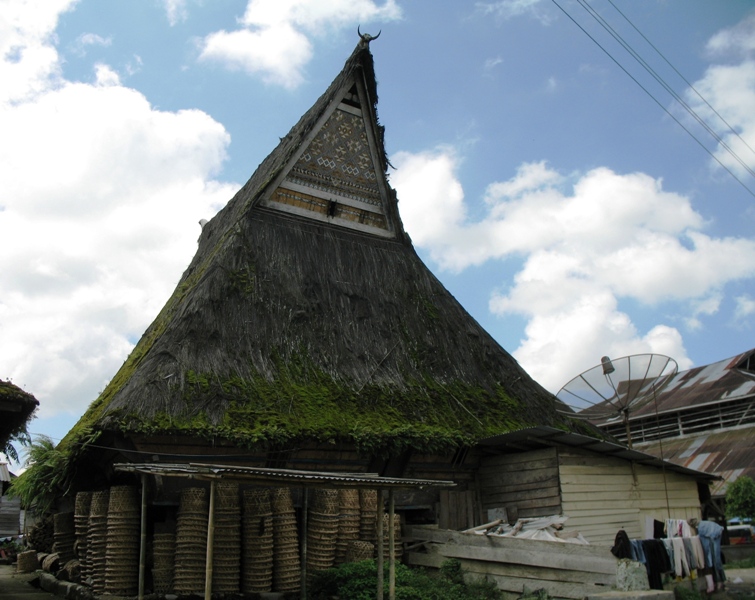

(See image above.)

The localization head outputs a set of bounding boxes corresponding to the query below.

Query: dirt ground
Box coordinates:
[673,569,755,600]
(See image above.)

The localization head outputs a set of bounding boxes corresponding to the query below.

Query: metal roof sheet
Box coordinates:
[114,462,456,490]
[631,349,755,418]
[633,425,755,497]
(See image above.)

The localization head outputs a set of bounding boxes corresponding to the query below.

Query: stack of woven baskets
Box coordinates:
[381,513,403,560]
[242,488,274,594]
[212,482,241,594]
[151,530,175,595]
[86,489,110,593]
[173,487,208,595]
[306,489,339,575]
[52,511,75,563]
[335,489,361,565]
[344,540,375,563]
[359,489,379,552]
[104,485,140,596]
[271,487,301,593]
[74,492,92,581]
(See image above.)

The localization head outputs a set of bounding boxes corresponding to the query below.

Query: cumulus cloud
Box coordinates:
[0,1,238,420]
[163,0,189,26]
[474,0,552,25]
[197,0,402,89]
[70,33,112,57]
[391,150,755,391]
[687,13,755,180]
[735,295,755,322]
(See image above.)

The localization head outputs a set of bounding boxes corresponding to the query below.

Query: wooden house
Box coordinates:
[46,38,718,599]
[60,39,586,503]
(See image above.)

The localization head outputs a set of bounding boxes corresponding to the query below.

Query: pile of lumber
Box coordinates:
[404,525,618,600]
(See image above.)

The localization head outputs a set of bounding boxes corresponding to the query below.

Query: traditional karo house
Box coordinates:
[52,40,716,598]
[64,39,579,497]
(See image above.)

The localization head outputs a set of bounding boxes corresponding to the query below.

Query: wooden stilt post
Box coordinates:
[204,480,216,599]
[376,488,384,600]
[388,489,395,600]
[138,474,148,600]
[301,487,308,600]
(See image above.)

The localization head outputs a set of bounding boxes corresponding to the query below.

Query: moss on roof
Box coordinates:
[0,380,38,447]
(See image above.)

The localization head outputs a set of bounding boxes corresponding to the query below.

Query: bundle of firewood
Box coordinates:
[27,514,54,553]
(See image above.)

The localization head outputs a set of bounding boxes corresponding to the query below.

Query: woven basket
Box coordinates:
[215,481,240,508]
[16,550,39,573]
[74,491,93,517]
[345,540,375,562]
[312,489,340,514]
[359,489,378,511]
[54,512,75,534]
[89,490,110,516]
[339,488,360,509]
[271,487,294,513]
[108,485,139,513]
[243,488,272,514]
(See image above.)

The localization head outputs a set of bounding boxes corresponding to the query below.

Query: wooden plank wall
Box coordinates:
[558,447,702,545]
[477,447,561,522]
[404,525,617,600]
[0,495,21,537]
[438,490,478,531]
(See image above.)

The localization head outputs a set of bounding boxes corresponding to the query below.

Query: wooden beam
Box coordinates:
[204,481,216,599]
[138,474,147,600]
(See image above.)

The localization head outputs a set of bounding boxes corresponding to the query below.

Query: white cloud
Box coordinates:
[474,0,552,25]
[163,0,189,26]
[198,0,402,89]
[0,0,238,419]
[391,149,755,391]
[706,13,755,57]
[71,33,112,57]
[484,56,503,72]
[735,295,755,321]
[687,14,755,180]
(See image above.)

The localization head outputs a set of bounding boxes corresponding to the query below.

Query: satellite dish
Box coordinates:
[555,353,678,447]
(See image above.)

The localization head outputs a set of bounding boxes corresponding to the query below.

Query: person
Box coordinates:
[689,517,725,593]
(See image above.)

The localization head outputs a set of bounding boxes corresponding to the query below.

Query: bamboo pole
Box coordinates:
[376,488,384,600]
[301,487,308,600]
[138,474,148,600]
[204,481,216,599]
[388,489,395,600]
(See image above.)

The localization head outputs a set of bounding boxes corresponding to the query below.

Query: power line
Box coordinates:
[605,0,755,161]
[575,0,755,181]
[549,0,755,199]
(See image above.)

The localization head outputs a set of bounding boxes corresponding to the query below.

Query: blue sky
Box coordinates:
[2,0,755,464]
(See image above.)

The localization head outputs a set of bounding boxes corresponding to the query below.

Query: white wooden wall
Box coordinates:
[558,447,702,545]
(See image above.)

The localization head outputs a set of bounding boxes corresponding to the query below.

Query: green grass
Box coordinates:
[726,555,755,569]
[308,559,503,600]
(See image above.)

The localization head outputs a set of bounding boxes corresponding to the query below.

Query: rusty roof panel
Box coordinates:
[634,425,755,496]
[628,349,755,418]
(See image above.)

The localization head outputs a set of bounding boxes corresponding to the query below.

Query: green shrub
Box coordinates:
[726,476,755,523]
[308,559,503,600]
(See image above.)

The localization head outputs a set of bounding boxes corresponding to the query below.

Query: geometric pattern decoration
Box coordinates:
[288,107,382,208]
[272,187,387,230]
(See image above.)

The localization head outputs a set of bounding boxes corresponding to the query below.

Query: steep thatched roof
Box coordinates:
[67,43,579,457]
[0,380,38,447]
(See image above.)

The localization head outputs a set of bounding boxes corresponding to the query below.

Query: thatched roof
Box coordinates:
[0,380,38,447]
[67,42,579,457]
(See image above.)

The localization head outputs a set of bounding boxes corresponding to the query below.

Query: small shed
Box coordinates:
[475,427,716,545]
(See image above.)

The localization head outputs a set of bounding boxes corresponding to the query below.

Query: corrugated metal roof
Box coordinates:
[477,426,718,481]
[631,348,755,418]
[633,425,755,497]
[114,462,456,490]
